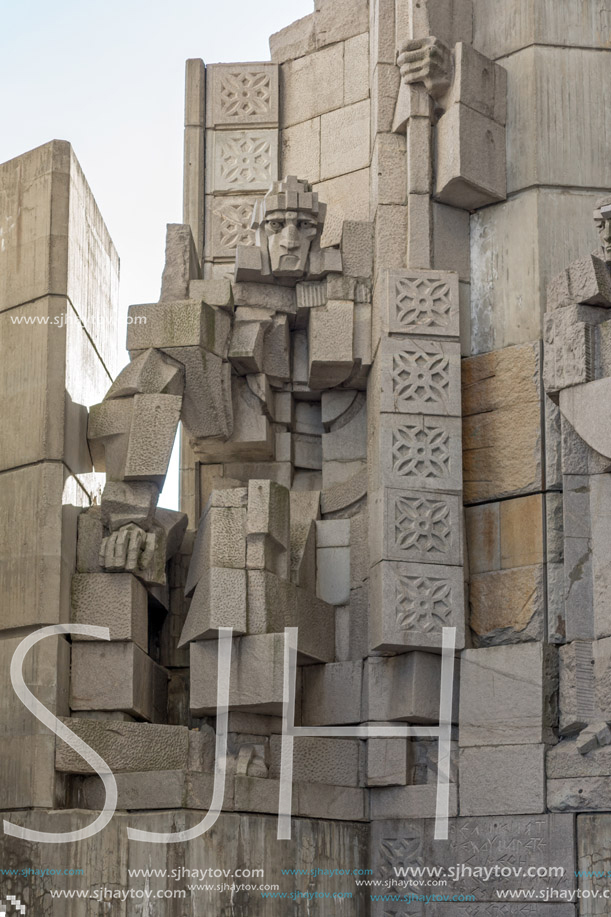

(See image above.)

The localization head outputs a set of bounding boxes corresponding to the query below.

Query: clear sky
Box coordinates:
[0,0,313,509]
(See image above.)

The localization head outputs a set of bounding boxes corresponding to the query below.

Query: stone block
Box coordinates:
[371,413,463,494]
[469,565,545,647]
[206,63,279,128]
[432,203,471,284]
[0,734,58,809]
[313,0,369,48]
[314,168,370,248]
[576,723,611,756]
[245,570,335,663]
[281,117,320,184]
[71,573,148,650]
[367,737,408,787]
[371,814,575,901]
[70,642,166,721]
[205,194,258,259]
[179,568,248,645]
[470,188,602,355]
[297,782,367,821]
[233,776,285,815]
[448,41,507,124]
[228,319,267,374]
[269,736,361,787]
[369,487,464,566]
[308,300,354,389]
[382,269,460,339]
[247,479,289,550]
[281,44,344,128]
[548,738,611,779]
[341,221,374,280]
[160,223,200,301]
[465,501,500,575]
[544,305,595,396]
[320,100,371,181]
[500,493,544,568]
[322,396,367,462]
[75,770,216,811]
[365,653,456,724]
[549,777,611,813]
[378,336,462,417]
[370,784,458,820]
[505,47,611,195]
[185,504,247,594]
[55,719,189,775]
[460,745,546,815]
[435,103,506,209]
[0,462,74,631]
[459,643,558,746]
[317,545,350,606]
[189,277,233,309]
[301,661,363,726]
[462,342,543,503]
[127,299,230,357]
[559,641,596,735]
[344,31,370,105]
[190,633,286,716]
[207,129,278,193]
[370,560,466,653]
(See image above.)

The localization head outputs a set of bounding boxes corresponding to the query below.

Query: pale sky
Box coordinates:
[0,0,313,509]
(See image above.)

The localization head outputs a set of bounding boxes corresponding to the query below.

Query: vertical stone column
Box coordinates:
[0,140,119,807]
[368,269,465,652]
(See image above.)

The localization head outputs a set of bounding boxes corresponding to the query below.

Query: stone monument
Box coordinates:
[1,0,611,913]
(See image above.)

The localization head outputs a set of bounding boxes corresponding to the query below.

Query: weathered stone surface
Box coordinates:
[469,565,545,647]
[71,573,148,650]
[549,777,611,813]
[548,739,611,779]
[370,783,459,821]
[544,305,595,396]
[459,643,558,746]
[70,642,166,721]
[73,770,217,811]
[206,63,279,128]
[367,737,408,787]
[460,745,546,815]
[365,653,457,724]
[372,814,575,899]
[180,567,248,644]
[435,103,506,209]
[281,44,344,128]
[369,487,464,567]
[378,336,462,417]
[371,413,463,494]
[470,188,601,354]
[382,269,460,338]
[320,100,370,181]
[504,47,611,195]
[462,343,543,503]
[269,736,361,787]
[301,661,363,726]
[55,718,190,773]
[190,634,287,716]
[370,560,466,652]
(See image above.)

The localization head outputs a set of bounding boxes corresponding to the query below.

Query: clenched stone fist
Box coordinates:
[397,36,453,99]
[99,522,156,573]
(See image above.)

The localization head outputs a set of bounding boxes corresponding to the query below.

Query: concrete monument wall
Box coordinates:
[1,2,611,915]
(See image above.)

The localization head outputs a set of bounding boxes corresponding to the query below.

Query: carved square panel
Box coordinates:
[207,63,279,127]
[379,337,462,417]
[370,486,463,567]
[209,130,279,193]
[385,269,460,338]
[375,414,462,493]
[205,194,259,260]
[370,560,465,652]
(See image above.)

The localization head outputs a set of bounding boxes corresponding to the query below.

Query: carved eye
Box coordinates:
[267,220,283,232]
[298,220,316,230]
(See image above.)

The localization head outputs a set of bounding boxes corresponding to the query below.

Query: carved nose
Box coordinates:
[281,226,300,250]
[604,221,611,241]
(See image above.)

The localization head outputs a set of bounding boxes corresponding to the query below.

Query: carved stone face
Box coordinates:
[262,210,319,278]
[594,199,611,263]
[597,210,611,262]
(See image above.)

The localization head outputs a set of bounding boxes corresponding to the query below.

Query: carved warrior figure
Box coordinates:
[543,194,611,459]
[86,175,364,659]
